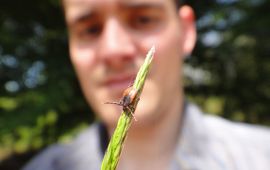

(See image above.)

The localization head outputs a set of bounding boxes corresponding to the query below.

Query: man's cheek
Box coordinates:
[71,46,97,67]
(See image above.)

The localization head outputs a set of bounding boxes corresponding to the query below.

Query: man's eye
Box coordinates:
[136,16,153,24]
[82,24,102,37]
[131,15,159,30]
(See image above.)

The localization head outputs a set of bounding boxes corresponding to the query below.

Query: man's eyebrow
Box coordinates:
[71,11,96,26]
[120,2,165,10]
[68,2,164,26]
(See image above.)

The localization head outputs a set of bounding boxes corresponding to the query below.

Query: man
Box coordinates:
[23,0,270,170]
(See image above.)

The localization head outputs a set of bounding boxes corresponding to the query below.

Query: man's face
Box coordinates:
[64,0,195,128]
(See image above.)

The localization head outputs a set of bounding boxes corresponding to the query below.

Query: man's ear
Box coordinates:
[179,5,196,56]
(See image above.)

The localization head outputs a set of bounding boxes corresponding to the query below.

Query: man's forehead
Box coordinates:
[64,0,168,25]
[64,0,165,8]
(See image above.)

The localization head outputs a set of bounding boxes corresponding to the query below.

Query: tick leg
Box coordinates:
[104,101,123,107]
[135,97,140,105]
[104,101,137,121]
[126,106,137,121]
[128,81,135,88]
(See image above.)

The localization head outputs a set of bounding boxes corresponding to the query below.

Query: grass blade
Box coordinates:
[101,46,155,170]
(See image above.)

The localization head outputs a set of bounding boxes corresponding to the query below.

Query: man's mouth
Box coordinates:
[103,74,136,92]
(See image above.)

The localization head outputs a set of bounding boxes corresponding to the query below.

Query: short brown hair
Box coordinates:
[174,0,184,8]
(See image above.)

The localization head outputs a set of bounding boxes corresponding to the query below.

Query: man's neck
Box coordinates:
[115,92,184,170]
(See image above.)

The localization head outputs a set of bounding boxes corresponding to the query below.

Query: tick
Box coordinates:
[105,86,139,120]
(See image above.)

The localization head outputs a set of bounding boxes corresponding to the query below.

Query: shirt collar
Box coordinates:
[171,103,210,170]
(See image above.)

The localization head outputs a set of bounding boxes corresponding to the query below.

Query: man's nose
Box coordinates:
[98,18,136,66]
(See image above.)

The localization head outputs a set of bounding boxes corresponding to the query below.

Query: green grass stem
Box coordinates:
[101,46,155,170]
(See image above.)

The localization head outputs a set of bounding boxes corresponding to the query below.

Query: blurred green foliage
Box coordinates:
[185,0,270,125]
[0,0,269,169]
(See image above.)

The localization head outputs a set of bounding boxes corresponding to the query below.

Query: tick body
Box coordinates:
[120,87,138,109]
[105,86,139,120]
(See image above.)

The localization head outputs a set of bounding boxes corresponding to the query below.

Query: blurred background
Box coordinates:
[0,0,269,169]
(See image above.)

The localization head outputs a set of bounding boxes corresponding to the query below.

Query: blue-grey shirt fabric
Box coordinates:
[22,103,270,170]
